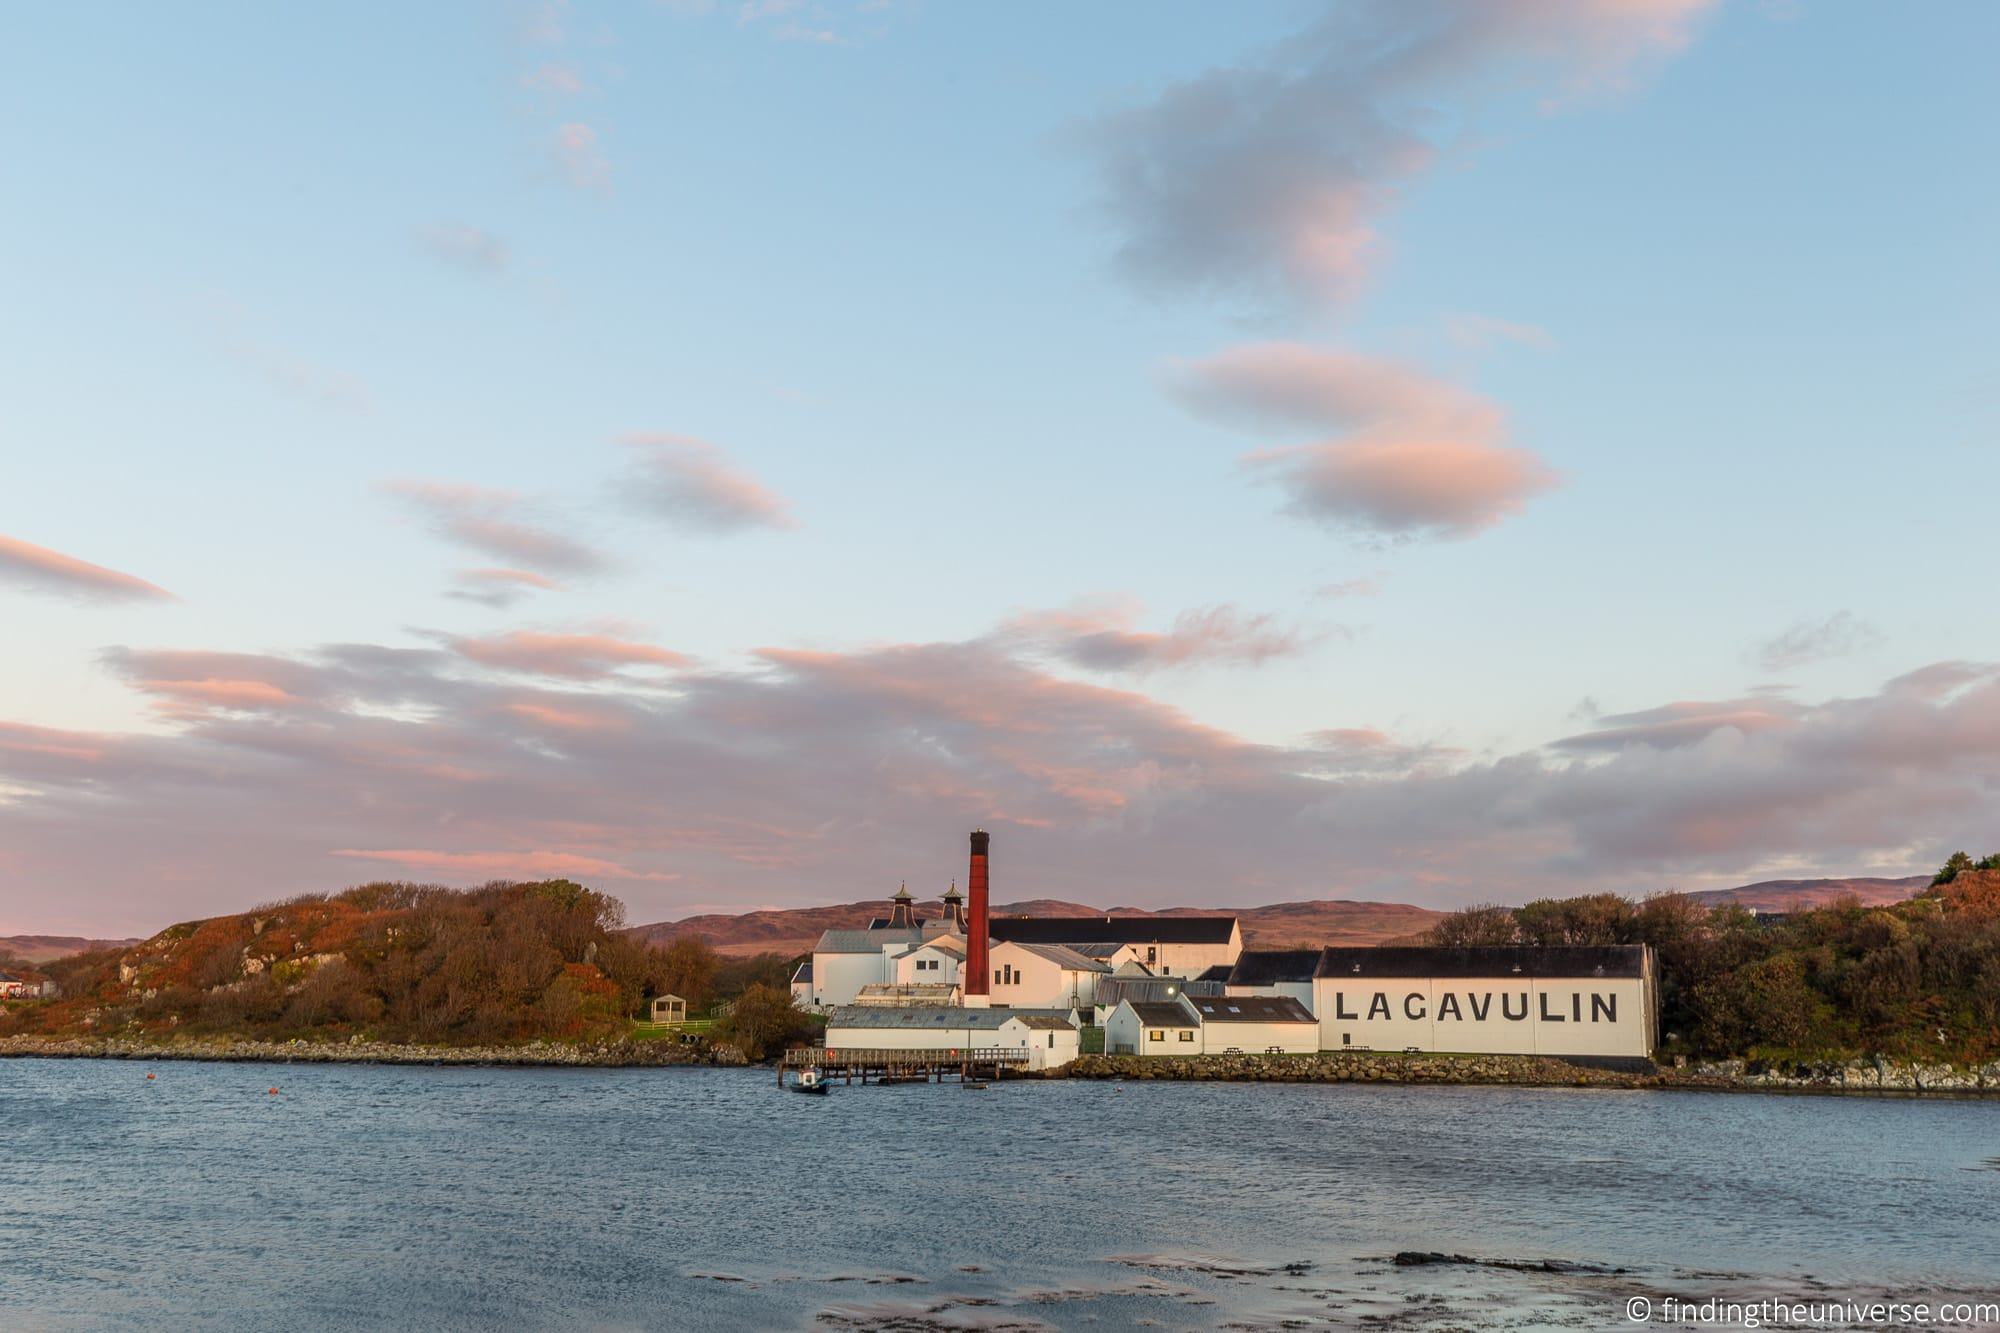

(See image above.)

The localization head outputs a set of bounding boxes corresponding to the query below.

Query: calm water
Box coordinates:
[2,1060,1997,1331]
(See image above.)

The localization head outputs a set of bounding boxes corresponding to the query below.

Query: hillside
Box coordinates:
[627,876,1934,957]
[1687,877,1927,912]
[0,880,662,1047]
[0,935,143,965]
[630,896,1446,955]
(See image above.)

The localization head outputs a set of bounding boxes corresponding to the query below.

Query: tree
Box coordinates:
[1933,851,1975,886]
[1514,894,1636,947]
[659,936,721,1009]
[717,984,814,1061]
[1426,905,1518,947]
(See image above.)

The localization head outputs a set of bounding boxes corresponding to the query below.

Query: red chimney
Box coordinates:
[964,829,990,998]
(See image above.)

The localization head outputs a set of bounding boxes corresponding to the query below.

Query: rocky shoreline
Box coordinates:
[7,1037,1997,1093]
[0,1034,749,1068]
[1060,1051,2000,1095]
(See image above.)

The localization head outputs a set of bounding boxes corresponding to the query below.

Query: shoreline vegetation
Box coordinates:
[5,1035,1999,1095]
[8,854,2000,1084]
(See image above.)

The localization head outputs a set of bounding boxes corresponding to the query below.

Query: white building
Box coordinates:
[987,916,1241,979]
[1311,946,1658,1060]
[1222,949,1321,1014]
[987,940,1111,1011]
[1105,993,1316,1056]
[823,1005,1081,1070]
[1105,997,1200,1055]
[892,936,965,988]
[1184,994,1318,1054]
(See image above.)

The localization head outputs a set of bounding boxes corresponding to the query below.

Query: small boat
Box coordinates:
[961,1079,989,1091]
[787,1069,829,1096]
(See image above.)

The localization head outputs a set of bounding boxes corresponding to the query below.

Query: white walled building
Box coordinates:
[823,1005,1081,1070]
[803,922,967,1010]
[1105,993,1316,1056]
[1184,995,1318,1054]
[987,940,1111,1011]
[1311,946,1658,1060]
[1105,998,1201,1055]
[988,916,1241,979]
[892,937,965,988]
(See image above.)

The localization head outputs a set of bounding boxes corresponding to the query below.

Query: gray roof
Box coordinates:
[814,926,924,954]
[892,937,965,961]
[1067,941,1131,959]
[1007,941,1113,973]
[1314,945,1650,980]
[1127,1000,1197,1028]
[1226,949,1322,986]
[990,916,1238,946]
[1189,995,1315,1024]
[791,959,812,983]
[826,1005,1078,1031]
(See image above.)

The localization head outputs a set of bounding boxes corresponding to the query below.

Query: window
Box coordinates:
[1178,1030,1194,1043]
[1147,1029,1164,1042]
[1047,1034,1056,1048]
[1342,1033,1352,1047]
[1146,947,1157,964]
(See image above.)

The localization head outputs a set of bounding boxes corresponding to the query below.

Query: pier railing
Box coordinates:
[778,1045,1032,1085]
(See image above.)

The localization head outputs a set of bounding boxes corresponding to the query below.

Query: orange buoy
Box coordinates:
[267,1087,279,1095]
[145,1073,156,1080]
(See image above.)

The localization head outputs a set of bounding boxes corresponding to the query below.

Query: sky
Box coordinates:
[4,0,1999,935]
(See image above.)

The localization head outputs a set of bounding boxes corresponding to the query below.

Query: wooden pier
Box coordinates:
[779,1045,1030,1086]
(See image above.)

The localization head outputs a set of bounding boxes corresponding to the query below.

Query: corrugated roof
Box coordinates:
[1313,945,1650,980]
[1226,949,1322,986]
[814,927,924,954]
[1189,995,1315,1024]
[1006,941,1113,972]
[988,916,1238,945]
[825,1006,1077,1031]
[1127,1000,1197,1027]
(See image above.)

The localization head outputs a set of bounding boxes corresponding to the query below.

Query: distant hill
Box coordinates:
[0,935,141,965]
[629,897,1446,956]
[1687,877,1928,912]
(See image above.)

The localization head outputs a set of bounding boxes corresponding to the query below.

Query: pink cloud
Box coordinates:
[447,567,564,609]
[1001,598,1316,673]
[9,624,1999,934]
[551,122,610,193]
[621,435,797,535]
[1084,0,1715,308]
[522,62,585,94]
[382,480,608,576]
[0,534,174,604]
[452,631,690,679]
[1174,342,1559,540]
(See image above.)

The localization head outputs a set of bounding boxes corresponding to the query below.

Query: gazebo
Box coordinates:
[648,993,688,1025]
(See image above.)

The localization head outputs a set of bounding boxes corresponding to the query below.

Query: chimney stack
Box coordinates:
[964,829,990,1003]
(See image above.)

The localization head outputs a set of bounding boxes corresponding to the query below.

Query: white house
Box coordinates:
[804,923,967,1009]
[1105,997,1201,1055]
[987,940,1111,1011]
[822,1005,1081,1070]
[1311,946,1658,1060]
[892,937,965,988]
[987,916,1241,979]
[1104,993,1315,1055]
[1184,994,1317,1054]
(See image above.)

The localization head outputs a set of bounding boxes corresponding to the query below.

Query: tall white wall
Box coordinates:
[989,942,1099,1009]
[1312,976,1652,1058]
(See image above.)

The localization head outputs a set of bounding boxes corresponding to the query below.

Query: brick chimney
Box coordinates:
[964,830,990,1003]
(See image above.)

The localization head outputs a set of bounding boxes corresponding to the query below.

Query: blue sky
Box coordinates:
[4,0,1998,934]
